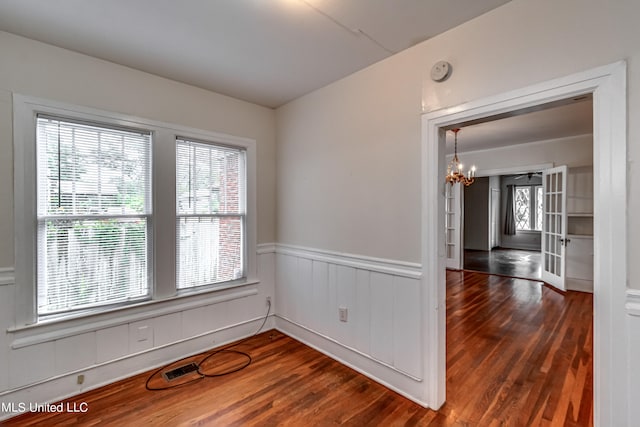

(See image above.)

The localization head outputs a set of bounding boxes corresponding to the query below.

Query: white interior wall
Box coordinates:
[0,32,277,418]
[275,0,638,416]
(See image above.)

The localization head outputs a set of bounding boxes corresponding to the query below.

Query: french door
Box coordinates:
[541,165,568,290]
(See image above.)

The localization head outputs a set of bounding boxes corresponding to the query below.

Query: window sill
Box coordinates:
[9,279,260,349]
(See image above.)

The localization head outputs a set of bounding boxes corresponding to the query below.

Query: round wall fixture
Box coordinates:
[431,61,452,82]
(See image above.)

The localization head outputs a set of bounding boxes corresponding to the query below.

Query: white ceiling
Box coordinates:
[0,0,511,108]
[0,0,592,149]
[446,98,594,154]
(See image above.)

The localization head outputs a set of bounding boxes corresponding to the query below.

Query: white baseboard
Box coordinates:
[275,316,428,409]
[566,278,593,293]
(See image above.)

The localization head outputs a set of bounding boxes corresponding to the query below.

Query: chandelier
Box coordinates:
[446,128,476,186]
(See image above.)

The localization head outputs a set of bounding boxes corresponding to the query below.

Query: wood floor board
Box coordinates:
[3,271,592,426]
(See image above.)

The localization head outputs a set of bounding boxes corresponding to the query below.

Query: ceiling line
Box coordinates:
[298,0,396,54]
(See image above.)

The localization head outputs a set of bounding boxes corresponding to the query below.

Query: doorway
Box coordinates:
[421,62,627,425]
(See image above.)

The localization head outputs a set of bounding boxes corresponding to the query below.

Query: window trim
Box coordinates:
[13,94,257,327]
[35,115,154,318]
[175,137,248,291]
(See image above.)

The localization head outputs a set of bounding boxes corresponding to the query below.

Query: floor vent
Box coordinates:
[162,362,199,381]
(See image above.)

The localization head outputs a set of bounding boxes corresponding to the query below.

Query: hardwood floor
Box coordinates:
[444,271,592,426]
[463,248,541,281]
[3,271,592,426]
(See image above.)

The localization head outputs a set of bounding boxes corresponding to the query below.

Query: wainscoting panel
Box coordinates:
[274,244,423,396]
[0,251,275,421]
[627,289,640,424]
[55,332,97,376]
[0,280,15,392]
[95,325,129,364]
[393,276,421,377]
[370,272,395,365]
[353,269,371,356]
[311,260,329,335]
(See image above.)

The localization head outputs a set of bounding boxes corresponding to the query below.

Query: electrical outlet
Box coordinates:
[77,374,85,385]
[266,296,271,306]
[339,307,348,322]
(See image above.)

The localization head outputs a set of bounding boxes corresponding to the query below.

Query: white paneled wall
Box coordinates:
[274,244,423,401]
[627,290,640,424]
[0,250,275,421]
[0,245,430,418]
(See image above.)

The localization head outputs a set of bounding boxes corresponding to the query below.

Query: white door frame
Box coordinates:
[421,61,627,426]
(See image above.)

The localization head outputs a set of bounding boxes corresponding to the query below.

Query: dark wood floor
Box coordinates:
[464,248,542,281]
[3,271,592,426]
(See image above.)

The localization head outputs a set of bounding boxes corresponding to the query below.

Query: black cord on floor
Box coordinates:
[145,299,271,391]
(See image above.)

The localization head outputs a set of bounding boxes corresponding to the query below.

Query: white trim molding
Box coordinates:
[0,268,14,286]
[276,315,422,382]
[275,243,422,279]
[12,94,259,326]
[275,317,428,409]
[422,61,628,423]
[10,287,259,348]
[256,243,277,255]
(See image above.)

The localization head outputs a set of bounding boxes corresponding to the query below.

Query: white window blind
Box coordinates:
[176,138,246,289]
[36,115,151,316]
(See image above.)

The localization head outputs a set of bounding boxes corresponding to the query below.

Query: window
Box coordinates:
[14,95,256,326]
[176,139,246,289]
[36,116,151,316]
[514,185,543,231]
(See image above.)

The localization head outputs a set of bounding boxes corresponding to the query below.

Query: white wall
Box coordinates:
[0,32,277,419]
[276,0,639,418]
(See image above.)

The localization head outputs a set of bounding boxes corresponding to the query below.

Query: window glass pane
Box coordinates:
[535,186,544,230]
[37,117,150,216]
[38,218,148,315]
[515,186,531,230]
[36,116,151,316]
[176,216,244,289]
[176,139,245,215]
[176,138,246,290]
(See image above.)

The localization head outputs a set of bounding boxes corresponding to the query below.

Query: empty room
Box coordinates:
[0,0,638,426]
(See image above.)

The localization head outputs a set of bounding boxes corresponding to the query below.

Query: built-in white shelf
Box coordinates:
[565,166,593,293]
